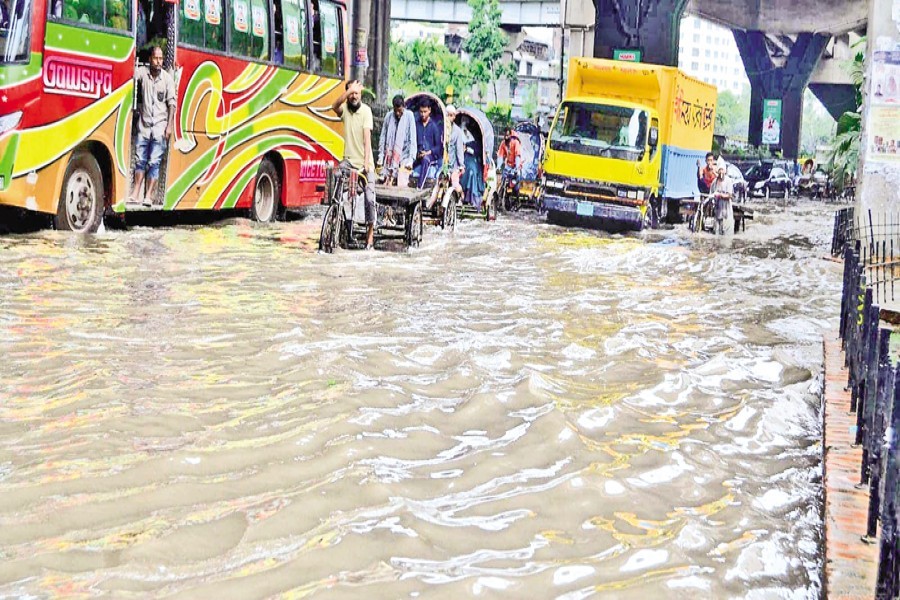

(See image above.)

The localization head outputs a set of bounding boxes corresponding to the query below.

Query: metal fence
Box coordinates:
[838,239,900,599]
[834,207,900,305]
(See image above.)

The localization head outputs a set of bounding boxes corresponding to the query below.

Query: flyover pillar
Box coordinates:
[733,31,829,159]
[593,0,688,66]
[856,0,900,222]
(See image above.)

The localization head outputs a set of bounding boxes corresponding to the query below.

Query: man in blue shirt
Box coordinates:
[414,100,443,185]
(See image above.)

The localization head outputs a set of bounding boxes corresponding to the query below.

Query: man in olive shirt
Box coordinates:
[131,46,176,207]
[331,80,376,249]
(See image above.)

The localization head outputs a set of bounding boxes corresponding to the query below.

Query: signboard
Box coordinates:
[865,48,900,167]
[761,99,782,145]
[613,48,642,63]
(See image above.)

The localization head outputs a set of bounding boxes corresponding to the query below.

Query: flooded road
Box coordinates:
[0,202,841,599]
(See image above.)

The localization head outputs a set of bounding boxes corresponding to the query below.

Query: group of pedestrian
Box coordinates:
[697,151,733,235]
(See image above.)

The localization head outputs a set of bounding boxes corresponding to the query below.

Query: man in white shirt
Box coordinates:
[710,163,733,235]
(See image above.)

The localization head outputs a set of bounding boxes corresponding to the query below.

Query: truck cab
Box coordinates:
[543,98,662,230]
[540,58,716,232]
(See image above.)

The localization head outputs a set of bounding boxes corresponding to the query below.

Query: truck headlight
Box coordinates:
[617,189,627,198]
[637,190,645,200]
[627,190,637,199]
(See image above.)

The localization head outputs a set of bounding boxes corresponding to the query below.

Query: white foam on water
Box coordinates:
[754,489,794,511]
[577,407,614,430]
[666,575,711,590]
[472,577,513,594]
[621,549,668,572]
[562,343,596,360]
[553,565,595,586]
[604,480,625,495]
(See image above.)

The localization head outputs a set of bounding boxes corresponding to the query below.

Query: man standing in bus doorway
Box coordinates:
[332,80,376,249]
[131,46,175,207]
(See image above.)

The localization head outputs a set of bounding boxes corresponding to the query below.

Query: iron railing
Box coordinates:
[838,239,900,599]
[835,207,900,305]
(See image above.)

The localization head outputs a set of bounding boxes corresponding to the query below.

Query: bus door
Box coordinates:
[128,0,178,208]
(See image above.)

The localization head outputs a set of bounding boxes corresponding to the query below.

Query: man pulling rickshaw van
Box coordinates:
[710,160,733,235]
[378,94,417,186]
[331,80,376,249]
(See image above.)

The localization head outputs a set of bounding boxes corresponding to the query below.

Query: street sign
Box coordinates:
[613,48,642,63]
[762,99,782,145]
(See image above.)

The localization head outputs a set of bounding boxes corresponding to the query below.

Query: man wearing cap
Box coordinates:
[709,159,733,235]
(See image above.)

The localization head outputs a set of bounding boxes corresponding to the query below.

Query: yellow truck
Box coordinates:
[541,58,717,230]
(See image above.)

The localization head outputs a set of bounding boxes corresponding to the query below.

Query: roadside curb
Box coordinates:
[824,331,879,598]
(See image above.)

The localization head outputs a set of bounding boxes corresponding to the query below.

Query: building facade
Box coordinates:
[677,15,750,93]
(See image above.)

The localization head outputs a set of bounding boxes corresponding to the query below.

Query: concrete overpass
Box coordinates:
[367,0,867,157]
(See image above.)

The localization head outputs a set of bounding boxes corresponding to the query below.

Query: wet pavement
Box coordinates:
[0,201,843,598]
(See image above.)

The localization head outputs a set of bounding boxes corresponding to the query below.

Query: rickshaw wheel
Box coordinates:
[319,203,340,253]
[442,194,458,231]
[406,202,423,247]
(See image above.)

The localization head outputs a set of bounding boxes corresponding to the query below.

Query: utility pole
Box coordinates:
[558,0,566,102]
[351,0,371,83]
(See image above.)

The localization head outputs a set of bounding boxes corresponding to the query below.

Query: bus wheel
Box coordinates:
[55,151,104,233]
[251,159,281,223]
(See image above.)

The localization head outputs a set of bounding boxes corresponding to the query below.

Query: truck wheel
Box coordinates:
[55,150,105,233]
[547,209,563,225]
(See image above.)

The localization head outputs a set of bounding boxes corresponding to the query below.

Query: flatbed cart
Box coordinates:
[405,92,458,232]
[319,162,426,252]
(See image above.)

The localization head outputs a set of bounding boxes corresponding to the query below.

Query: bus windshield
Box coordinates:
[0,0,32,63]
[550,102,648,161]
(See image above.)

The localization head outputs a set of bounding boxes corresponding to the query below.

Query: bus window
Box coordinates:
[229,0,270,61]
[51,0,131,30]
[180,0,225,51]
[315,0,341,76]
[1,0,32,63]
[278,0,307,69]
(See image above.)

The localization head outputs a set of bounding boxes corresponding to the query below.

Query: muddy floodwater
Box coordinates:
[0,202,842,599]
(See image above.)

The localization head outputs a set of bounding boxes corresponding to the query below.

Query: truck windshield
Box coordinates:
[550,102,648,161]
[0,0,32,63]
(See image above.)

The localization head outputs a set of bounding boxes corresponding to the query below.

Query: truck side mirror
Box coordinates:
[648,127,659,147]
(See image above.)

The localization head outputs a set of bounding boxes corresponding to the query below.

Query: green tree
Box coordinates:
[715,87,750,140]
[464,0,517,104]
[389,39,473,101]
[800,90,836,157]
[521,83,538,118]
[827,37,865,190]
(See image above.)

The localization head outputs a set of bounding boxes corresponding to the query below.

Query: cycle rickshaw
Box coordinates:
[318,161,427,252]
[498,121,544,212]
[452,106,498,221]
[404,92,458,231]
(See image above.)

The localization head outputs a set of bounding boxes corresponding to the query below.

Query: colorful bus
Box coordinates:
[0,0,348,232]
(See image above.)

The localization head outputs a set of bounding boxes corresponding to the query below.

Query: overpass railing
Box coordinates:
[838,235,900,598]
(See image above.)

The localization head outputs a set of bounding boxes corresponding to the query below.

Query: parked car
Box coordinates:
[725,162,747,202]
[745,162,792,199]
